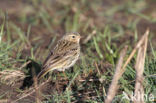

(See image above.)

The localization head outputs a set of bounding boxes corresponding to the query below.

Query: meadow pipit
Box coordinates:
[37,32,81,79]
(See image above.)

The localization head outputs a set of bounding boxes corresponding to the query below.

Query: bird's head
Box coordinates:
[63,32,81,43]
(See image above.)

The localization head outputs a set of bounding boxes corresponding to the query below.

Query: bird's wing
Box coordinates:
[42,39,69,65]
[43,40,78,68]
[37,40,78,79]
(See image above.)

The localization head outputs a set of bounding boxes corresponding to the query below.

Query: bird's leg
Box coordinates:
[62,69,67,79]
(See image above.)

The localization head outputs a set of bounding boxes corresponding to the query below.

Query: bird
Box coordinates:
[37,32,81,79]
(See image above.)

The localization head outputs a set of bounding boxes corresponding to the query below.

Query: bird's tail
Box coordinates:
[37,68,51,80]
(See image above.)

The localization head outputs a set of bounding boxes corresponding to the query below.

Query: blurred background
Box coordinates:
[0,0,156,102]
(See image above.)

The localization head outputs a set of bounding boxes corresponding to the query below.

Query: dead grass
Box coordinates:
[0,0,155,103]
[105,29,149,103]
[0,70,25,86]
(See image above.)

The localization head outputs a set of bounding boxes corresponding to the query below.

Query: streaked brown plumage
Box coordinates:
[37,32,81,79]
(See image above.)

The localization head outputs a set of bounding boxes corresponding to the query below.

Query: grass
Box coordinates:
[0,0,156,103]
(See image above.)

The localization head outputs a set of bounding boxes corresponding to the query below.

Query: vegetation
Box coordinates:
[0,0,155,103]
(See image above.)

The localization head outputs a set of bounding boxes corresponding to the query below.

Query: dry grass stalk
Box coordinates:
[83,30,96,44]
[95,62,101,75]
[105,29,149,103]
[33,77,40,103]
[105,46,128,103]
[120,29,149,76]
[133,31,148,103]
[0,99,8,103]
[19,60,31,70]
[0,70,25,86]
[12,77,51,103]
[31,65,41,103]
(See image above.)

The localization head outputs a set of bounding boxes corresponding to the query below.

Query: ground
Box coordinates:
[0,0,155,103]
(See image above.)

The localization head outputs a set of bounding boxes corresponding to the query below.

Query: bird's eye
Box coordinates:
[72,36,75,38]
